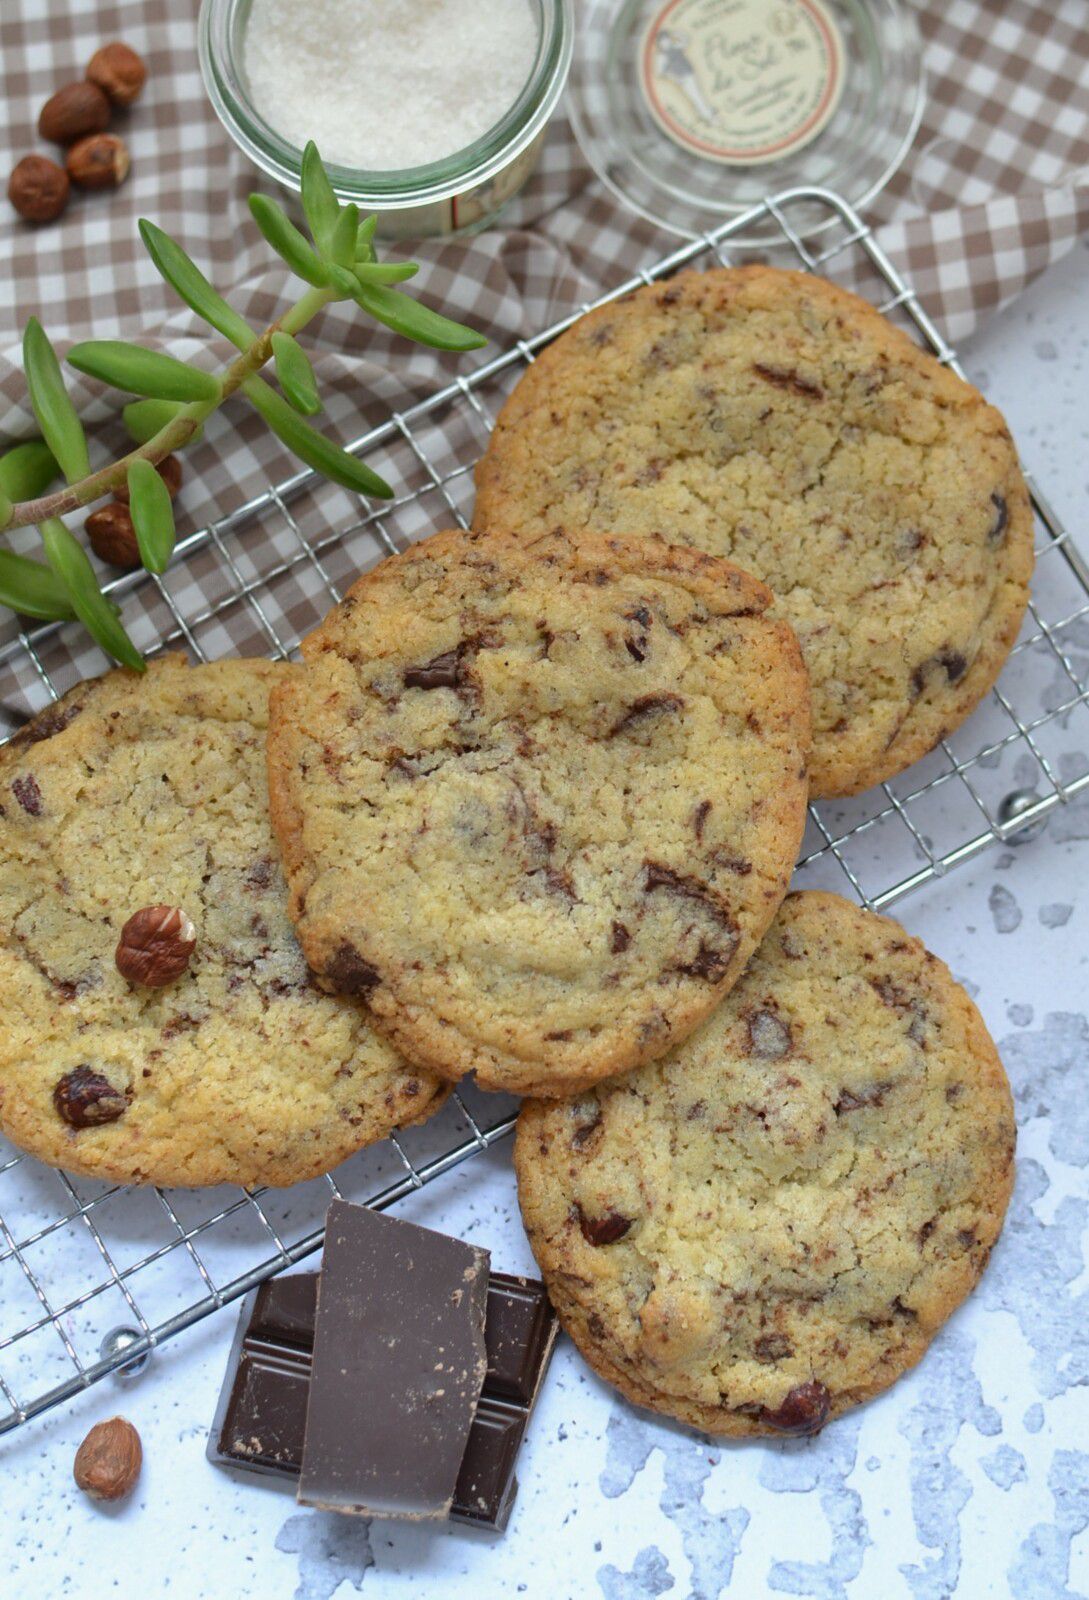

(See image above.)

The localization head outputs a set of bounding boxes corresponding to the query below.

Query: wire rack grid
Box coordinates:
[1,186,1086,1441]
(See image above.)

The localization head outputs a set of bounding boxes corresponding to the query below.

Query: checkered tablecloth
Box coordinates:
[0,0,1087,539]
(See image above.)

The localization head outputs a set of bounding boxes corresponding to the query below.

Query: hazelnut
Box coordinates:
[116,905,197,987]
[74,1417,142,1502]
[66,133,130,191]
[86,41,147,107]
[53,1067,130,1129]
[115,454,182,505]
[38,80,111,145]
[7,154,70,224]
[86,502,140,568]
[760,1380,831,1436]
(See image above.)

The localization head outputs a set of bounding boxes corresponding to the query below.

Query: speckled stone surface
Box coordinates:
[4,239,1089,1598]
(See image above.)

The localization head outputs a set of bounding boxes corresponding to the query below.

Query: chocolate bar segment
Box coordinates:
[207,1266,557,1531]
[454,1398,526,1528]
[484,1275,556,1404]
[209,1274,316,1476]
[298,1201,489,1520]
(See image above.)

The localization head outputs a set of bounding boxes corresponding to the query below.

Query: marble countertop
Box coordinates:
[5,236,1089,1600]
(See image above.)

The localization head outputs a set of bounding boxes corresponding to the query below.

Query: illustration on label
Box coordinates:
[641,0,845,166]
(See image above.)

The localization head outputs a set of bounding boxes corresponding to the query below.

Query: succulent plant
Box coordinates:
[0,143,485,669]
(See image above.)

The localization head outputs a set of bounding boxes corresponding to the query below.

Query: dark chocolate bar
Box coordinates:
[299,1202,490,1520]
[207,1266,557,1531]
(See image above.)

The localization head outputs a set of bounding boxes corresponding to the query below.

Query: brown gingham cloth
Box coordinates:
[0,0,1087,538]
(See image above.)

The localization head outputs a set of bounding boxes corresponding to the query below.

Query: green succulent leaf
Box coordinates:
[39,517,144,670]
[0,549,77,621]
[122,398,204,449]
[354,261,419,285]
[242,376,392,498]
[326,263,362,300]
[355,215,378,263]
[0,439,60,502]
[23,319,91,485]
[68,341,222,404]
[0,488,11,531]
[248,194,330,288]
[271,332,321,416]
[351,283,487,353]
[300,141,340,253]
[138,221,253,352]
[127,459,177,574]
[328,202,360,268]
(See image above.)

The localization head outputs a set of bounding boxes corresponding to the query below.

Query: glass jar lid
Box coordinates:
[568,0,924,242]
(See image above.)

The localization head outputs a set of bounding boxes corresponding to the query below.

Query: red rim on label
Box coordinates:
[640,0,845,167]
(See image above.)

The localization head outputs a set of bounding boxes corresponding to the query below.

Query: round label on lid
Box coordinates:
[640,0,845,167]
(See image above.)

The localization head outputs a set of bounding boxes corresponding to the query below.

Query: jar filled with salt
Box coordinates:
[200,0,573,236]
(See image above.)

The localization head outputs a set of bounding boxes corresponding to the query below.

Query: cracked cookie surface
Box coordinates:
[0,657,445,1187]
[266,526,811,1096]
[515,891,1015,1435]
[473,265,1034,797]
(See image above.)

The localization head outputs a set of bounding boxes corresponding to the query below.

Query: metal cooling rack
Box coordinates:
[1,186,1087,1439]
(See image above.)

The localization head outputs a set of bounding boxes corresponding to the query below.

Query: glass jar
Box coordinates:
[198,0,573,238]
[568,0,924,243]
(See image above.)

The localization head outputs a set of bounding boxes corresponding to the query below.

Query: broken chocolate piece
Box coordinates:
[575,1203,632,1246]
[910,649,968,699]
[207,1263,557,1533]
[298,1201,488,1521]
[987,492,1009,546]
[678,941,732,981]
[403,649,460,691]
[608,693,683,738]
[751,363,824,400]
[322,944,381,999]
[746,1009,792,1059]
[834,1082,892,1115]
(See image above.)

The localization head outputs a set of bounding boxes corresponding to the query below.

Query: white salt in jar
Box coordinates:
[199,0,573,237]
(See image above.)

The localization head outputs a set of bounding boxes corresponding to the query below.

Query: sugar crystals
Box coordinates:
[243,0,539,171]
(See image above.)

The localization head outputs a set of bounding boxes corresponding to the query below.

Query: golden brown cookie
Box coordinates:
[516,891,1015,1436]
[267,525,810,1096]
[0,657,445,1187]
[474,266,1034,797]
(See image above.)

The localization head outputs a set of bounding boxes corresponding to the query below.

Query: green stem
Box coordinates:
[6,285,334,531]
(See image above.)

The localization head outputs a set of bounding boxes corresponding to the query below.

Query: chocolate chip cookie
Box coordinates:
[516,891,1015,1436]
[0,657,445,1187]
[267,526,810,1097]
[474,266,1034,797]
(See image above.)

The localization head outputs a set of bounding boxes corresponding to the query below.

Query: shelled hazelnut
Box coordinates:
[66,133,130,190]
[7,154,69,223]
[86,42,147,107]
[10,42,148,225]
[116,905,197,987]
[39,80,110,145]
[54,1068,130,1130]
[86,503,140,568]
[73,1417,142,1502]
